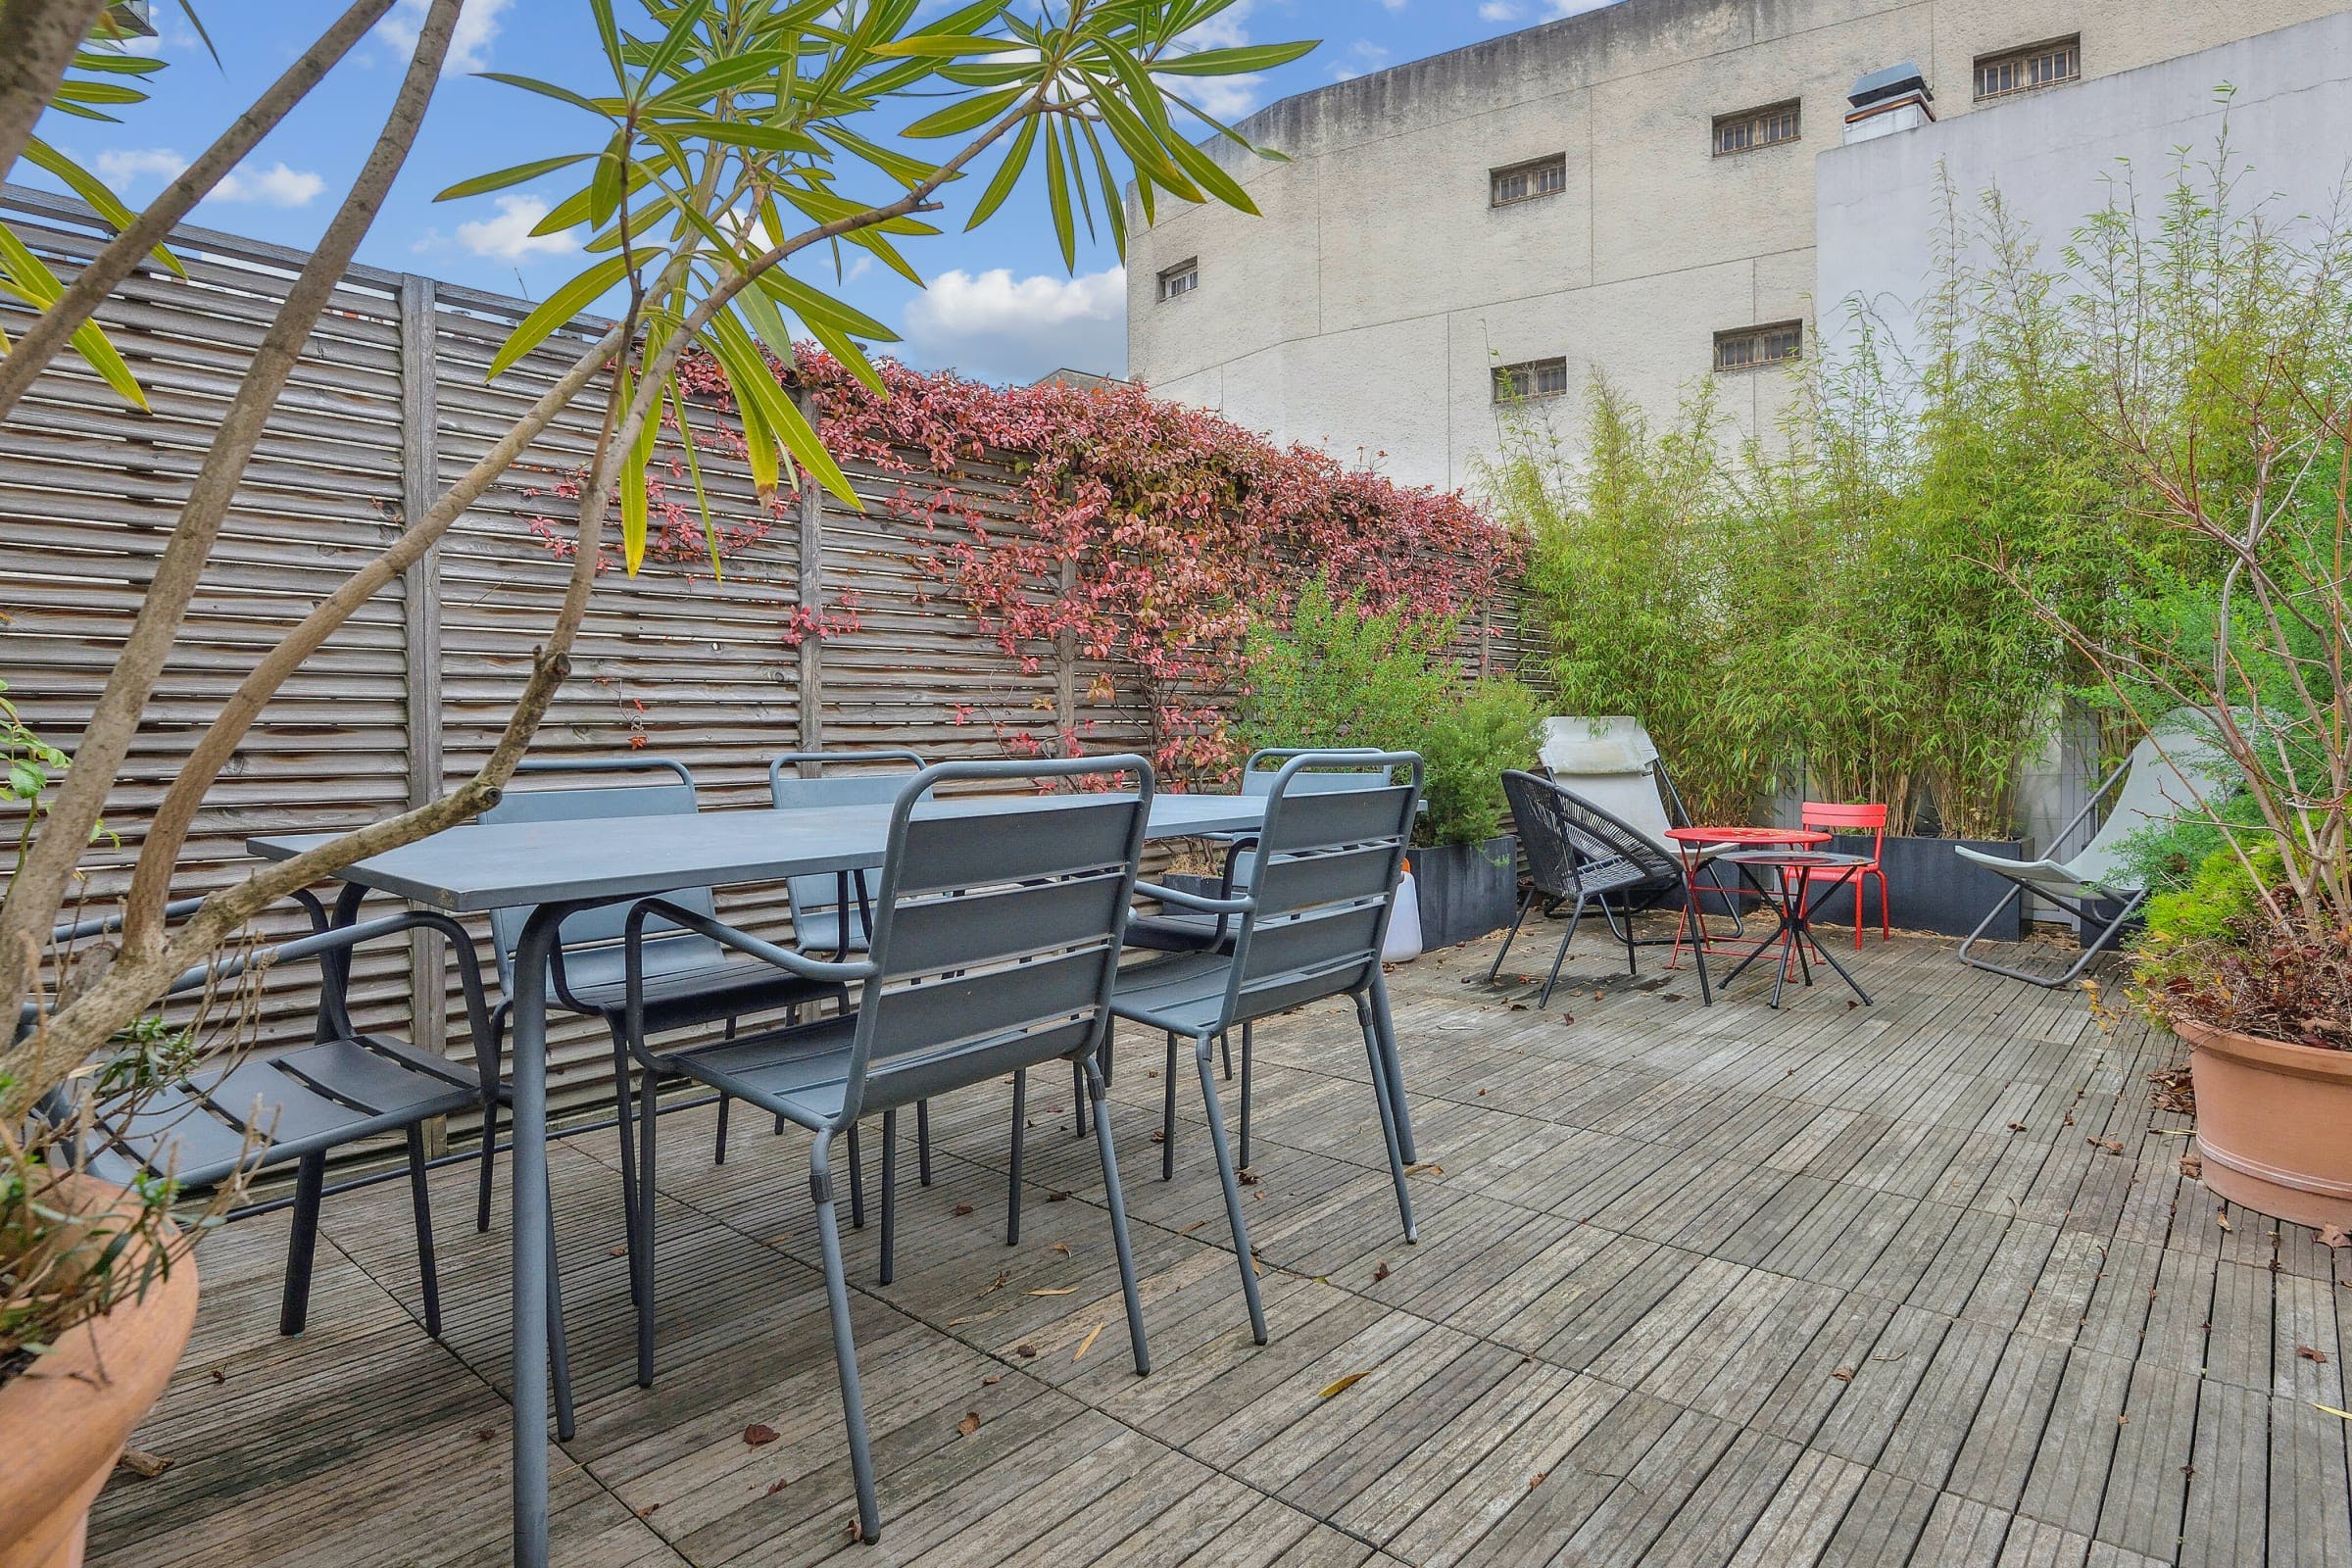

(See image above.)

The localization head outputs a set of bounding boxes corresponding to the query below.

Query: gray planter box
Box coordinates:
[1826,833,2034,941]
[1413,835,1519,950]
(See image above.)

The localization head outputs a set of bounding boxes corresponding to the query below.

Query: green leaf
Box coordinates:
[487,254,631,381]
[1043,110,1075,270]
[964,113,1038,230]
[868,32,1024,59]
[1150,40,1317,75]
[901,84,1026,139]
[436,153,593,202]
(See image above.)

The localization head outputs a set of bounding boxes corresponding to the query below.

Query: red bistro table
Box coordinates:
[1662,825,1830,965]
[1718,850,1878,1008]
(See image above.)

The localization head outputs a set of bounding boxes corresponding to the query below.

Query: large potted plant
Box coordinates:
[2125,838,2352,1228]
[0,1164,202,1568]
[1412,679,1546,948]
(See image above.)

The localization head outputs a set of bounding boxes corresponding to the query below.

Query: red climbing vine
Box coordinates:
[553,347,1520,782]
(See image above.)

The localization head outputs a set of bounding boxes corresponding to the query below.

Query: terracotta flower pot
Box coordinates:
[0,1178,199,1568]
[2179,1016,2352,1231]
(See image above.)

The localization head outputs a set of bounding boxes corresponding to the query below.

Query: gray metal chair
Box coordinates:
[616,757,1156,1544]
[1111,750,1424,1346]
[1490,770,1709,1007]
[55,906,483,1334]
[479,757,845,1239]
[768,749,928,958]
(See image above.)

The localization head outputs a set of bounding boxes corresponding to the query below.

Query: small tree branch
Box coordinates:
[122,321,621,922]
[0,0,466,996]
[0,0,397,425]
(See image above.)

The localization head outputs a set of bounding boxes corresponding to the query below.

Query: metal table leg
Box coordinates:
[509,905,565,1568]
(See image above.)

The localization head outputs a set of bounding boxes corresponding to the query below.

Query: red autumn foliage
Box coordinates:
[548,347,1520,782]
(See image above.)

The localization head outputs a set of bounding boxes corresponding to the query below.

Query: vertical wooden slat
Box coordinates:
[397,273,448,1101]
[795,387,824,759]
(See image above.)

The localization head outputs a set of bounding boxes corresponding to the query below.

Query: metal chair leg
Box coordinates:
[1238,1021,1254,1172]
[634,1059,659,1389]
[1370,970,1416,1165]
[1084,1055,1151,1376]
[714,1095,731,1165]
[406,1125,444,1339]
[545,1182,576,1443]
[1488,888,1535,981]
[477,1002,508,1235]
[916,1100,933,1186]
[847,1122,865,1228]
[1073,1058,1089,1139]
[475,1095,500,1235]
[1007,1068,1026,1247]
[1355,995,1415,1244]
[809,1137,881,1544]
[1161,1032,1179,1181]
[1194,1033,1267,1345]
[607,1025,640,1261]
[1221,1031,1234,1081]
[279,1151,325,1337]
[878,1107,898,1287]
[1620,897,1639,975]
[1537,895,1587,1008]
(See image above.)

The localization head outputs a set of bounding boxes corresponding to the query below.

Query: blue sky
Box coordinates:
[45,1,1608,384]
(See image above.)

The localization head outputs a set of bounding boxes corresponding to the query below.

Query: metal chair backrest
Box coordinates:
[768,750,928,953]
[1239,747,1394,797]
[1802,801,1888,859]
[842,757,1152,1122]
[1504,770,1678,901]
[1221,751,1422,1027]
[481,757,716,998]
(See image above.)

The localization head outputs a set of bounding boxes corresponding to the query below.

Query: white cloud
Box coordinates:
[1331,42,1391,82]
[375,0,514,75]
[1482,0,1615,20]
[453,194,582,261]
[1174,72,1267,120]
[903,266,1126,386]
[93,147,323,207]
[1179,0,1253,51]
[214,161,325,207]
[1479,1,1523,19]
[93,147,187,188]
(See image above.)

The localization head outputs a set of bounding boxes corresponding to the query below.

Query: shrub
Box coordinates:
[1235,582,1543,846]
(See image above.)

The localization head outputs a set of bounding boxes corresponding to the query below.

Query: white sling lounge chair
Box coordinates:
[1956,712,2232,988]
[1539,715,1743,942]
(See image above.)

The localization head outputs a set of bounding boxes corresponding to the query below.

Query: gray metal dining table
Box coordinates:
[249,788,1269,1568]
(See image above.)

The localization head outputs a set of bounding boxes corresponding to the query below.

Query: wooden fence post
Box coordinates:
[1054,556,1078,750]
[398,273,448,1087]
[795,388,824,761]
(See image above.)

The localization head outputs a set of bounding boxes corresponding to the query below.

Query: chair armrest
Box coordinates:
[623,898,876,988]
[1135,880,1254,916]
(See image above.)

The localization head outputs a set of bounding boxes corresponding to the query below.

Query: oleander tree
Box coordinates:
[0,0,1312,1117]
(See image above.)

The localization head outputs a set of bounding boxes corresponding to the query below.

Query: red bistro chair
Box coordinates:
[1799,802,1889,949]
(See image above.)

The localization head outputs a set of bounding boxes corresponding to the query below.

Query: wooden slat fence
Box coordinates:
[0,186,1531,1118]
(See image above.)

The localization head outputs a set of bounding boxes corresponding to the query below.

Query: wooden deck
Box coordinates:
[87,925,2352,1567]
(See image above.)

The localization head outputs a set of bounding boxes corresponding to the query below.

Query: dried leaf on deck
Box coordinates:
[953,1204,975,1216]
[957,1411,981,1437]
[115,1449,172,1479]
[1372,1259,1391,1283]
[764,1477,791,1496]
[1028,1287,1079,1297]
[2299,1345,2329,1364]
[2180,1154,2203,1180]
[1318,1371,1371,1398]
[1073,1323,1105,1362]
[1830,1367,1854,1384]
[2320,1224,2351,1249]
[744,1424,780,1446]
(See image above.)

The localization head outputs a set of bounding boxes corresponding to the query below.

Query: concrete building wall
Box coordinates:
[1817,8,2352,361]
[1126,0,2347,491]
